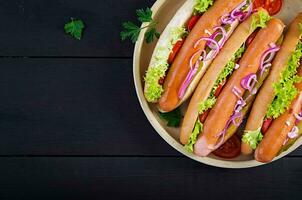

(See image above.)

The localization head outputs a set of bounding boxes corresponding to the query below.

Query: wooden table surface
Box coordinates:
[0,0,302,199]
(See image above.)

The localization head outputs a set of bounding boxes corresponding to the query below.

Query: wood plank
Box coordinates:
[0,58,301,157]
[0,0,156,57]
[0,157,302,199]
[0,58,177,155]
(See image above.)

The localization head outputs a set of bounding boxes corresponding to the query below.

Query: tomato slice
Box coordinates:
[187,15,201,32]
[158,77,165,85]
[214,82,226,98]
[199,110,210,123]
[253,0,283,16]
[213,134,241,159]
[246,30,259,48]
[168,40,185,65]
[261,118,273,134]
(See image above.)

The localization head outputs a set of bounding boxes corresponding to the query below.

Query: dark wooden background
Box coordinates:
[0,0,302,199]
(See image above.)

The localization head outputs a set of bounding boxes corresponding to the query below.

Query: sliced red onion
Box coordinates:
[260,45,280,74]
[294,112,302,121]
[241,73,257,92]
[230,0,253,22]
[194,37,220,61]
[214,26,227,47]
[232,86,243,99]
[212,112,242,150]
[260,63,272,76]
[221,14,235,25]
[235,64,240,70]
[194,37,220,50]
[288,126,299,139]
[178,61,200,99]
[190,50,202,70]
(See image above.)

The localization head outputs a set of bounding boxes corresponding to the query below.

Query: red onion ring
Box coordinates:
[230,0,253,22]
[178,61,200,99]
[214,26,227,48]
[260,45,280,73]
[221,14,235,25]
[241,73,257,92]
[288,126,299,139]
[260,63,272,76]
[190,50,202,70]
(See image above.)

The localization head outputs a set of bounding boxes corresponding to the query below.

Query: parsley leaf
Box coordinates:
[145,27,160,43]
[121,21,141,43]
[136,7,153,22]
[159,108,182,128]
[64,18,85,40]
[121,7,160,43]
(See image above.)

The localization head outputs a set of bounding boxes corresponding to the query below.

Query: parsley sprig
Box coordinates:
[64,18,85,40]
[121,7,160,43]
[159,108,182,128]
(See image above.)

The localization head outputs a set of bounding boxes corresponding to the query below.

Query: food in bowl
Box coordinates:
[129,1,300,165]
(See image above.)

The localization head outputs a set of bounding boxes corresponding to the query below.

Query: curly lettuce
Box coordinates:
[242,128,263,149]
[266,41,302,119]
[198,45,245,114]
[194,0,214,14]
[250,9,271,32]
[185,120,203,153]
[144,27,187,102]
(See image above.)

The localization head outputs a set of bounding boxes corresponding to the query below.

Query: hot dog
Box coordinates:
[192,18,285,157]
[241,13,302,158]
[255,70,302,162]
[181,8,269,146]
[180,8,280,154]
[143,0,254,111]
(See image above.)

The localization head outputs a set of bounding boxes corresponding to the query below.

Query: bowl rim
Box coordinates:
[132,0,302,168]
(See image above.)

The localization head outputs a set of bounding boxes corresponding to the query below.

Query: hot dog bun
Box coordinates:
[242,13,302,155]
[180,9,269,145]
[194,18,285,157]
[255,66,302,162]
[144,0,196,103]
[158,0,244,112]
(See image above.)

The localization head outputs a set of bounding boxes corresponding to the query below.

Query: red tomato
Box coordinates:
[214,82,225,98]
[253,0,283,16]
[168,40,185,64]
[158,77,165,85]
[246,30,259,47]
[261,118,273,134]
[199,110,210,123]
[213,135,241,159]
[187,15,201,32]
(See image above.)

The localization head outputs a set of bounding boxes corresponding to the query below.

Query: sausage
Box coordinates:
[194,19,285,157]
[241,13,302,155]
[254,66,302,163]
[180,9,269,145]
[158,0,244,112]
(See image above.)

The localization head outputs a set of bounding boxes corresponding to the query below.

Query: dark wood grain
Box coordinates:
[0,0,155,57]
[0,58,300,157]
[0,157,302,199]
[0,58,178,155]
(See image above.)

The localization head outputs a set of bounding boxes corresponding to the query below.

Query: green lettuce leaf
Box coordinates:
[185,120,203,153]
[144,27,187,102]
[194,0,213,14]
[266,41,302,119]
[197,45,245,114]
[242,127,263,149]
[250,9,271,32]
[198,97,216,114]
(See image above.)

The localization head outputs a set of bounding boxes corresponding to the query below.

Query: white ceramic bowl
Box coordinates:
[133,0,302,168]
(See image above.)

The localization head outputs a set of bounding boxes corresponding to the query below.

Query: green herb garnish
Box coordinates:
[121,7,160,43]
[64,18,85,40]
[159,108,182,127]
